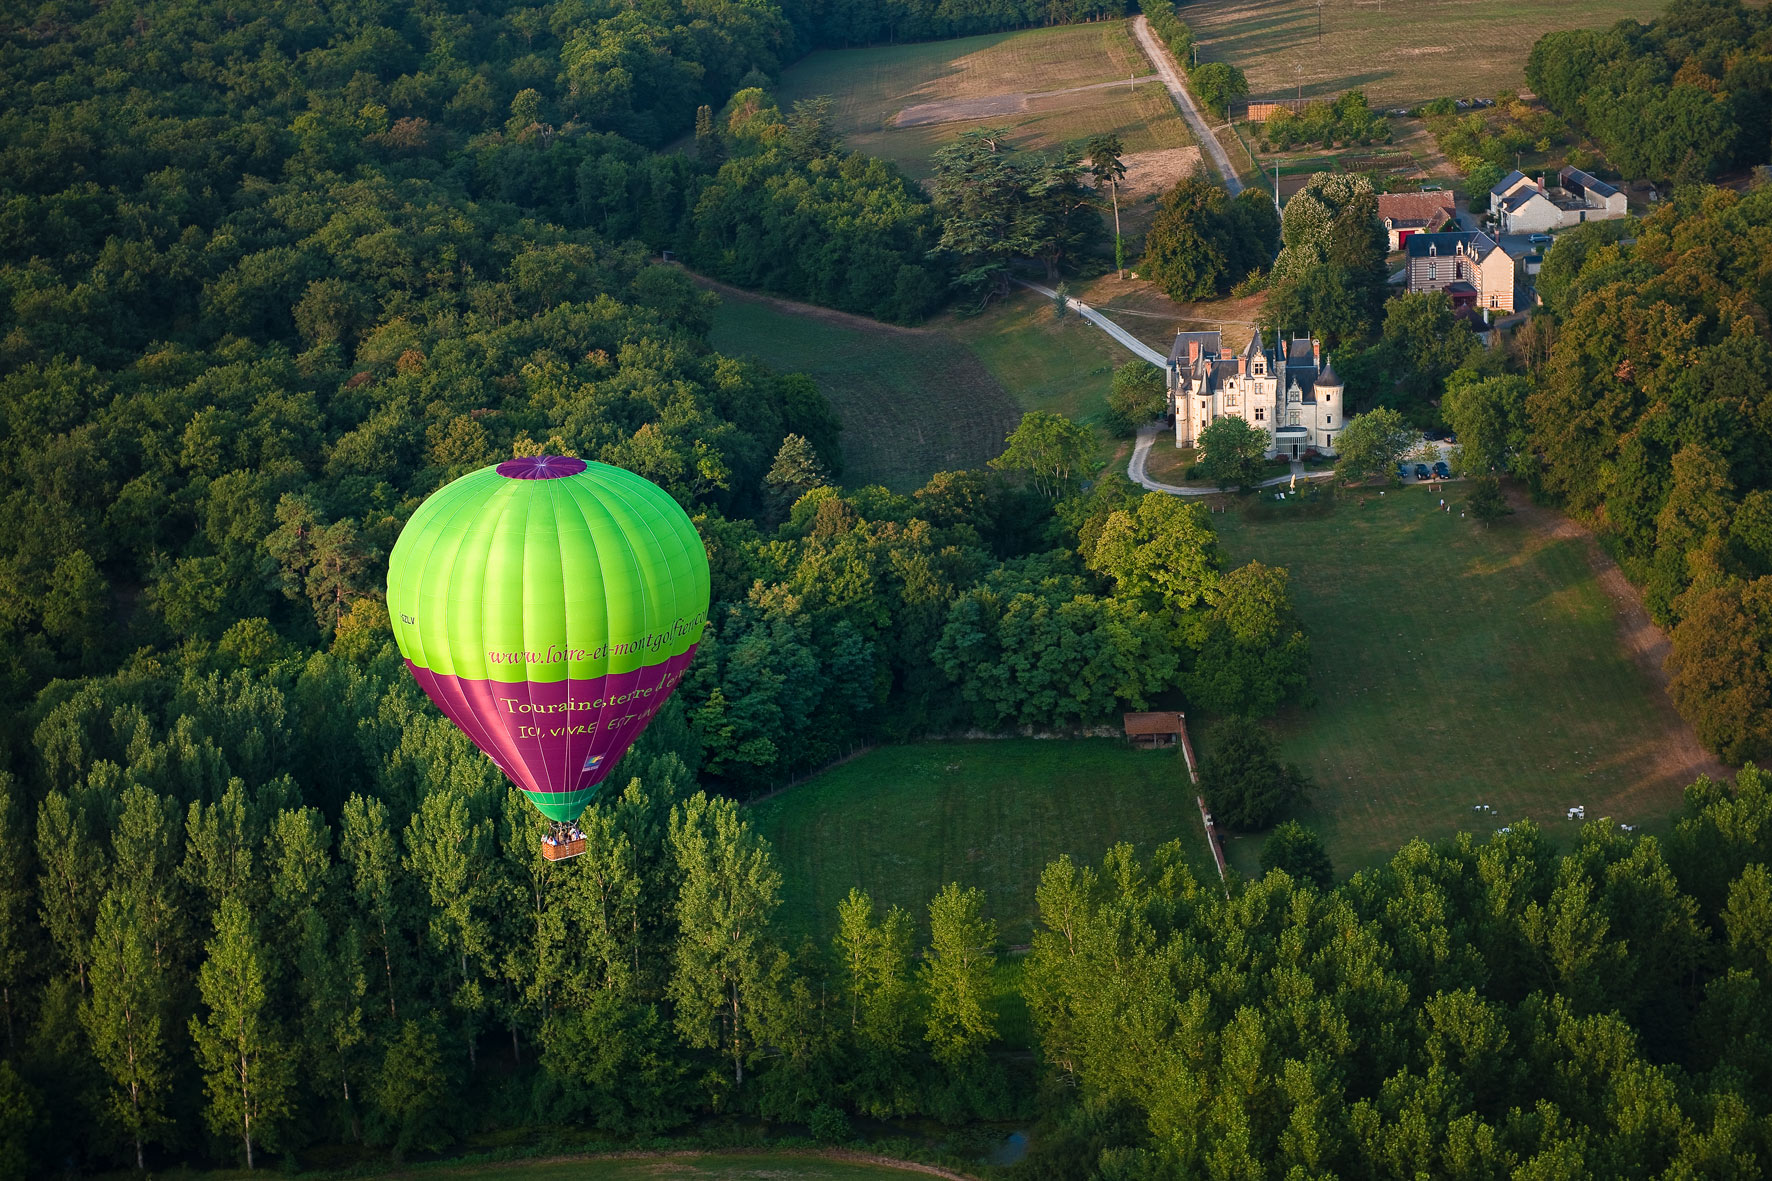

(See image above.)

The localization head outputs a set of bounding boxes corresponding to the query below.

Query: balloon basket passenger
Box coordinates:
[541,821,587,861]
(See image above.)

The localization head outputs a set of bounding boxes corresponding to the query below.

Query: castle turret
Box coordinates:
[1314,351,1343,456]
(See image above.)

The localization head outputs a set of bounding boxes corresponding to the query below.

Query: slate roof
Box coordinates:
[1167,330,1222,365]
[1559,166,1619,199]
[1405,231,1502,261]
[1490,169,1531,198]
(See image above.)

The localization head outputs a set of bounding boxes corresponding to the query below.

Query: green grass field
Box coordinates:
[748,740,1216,946]
[405,1154,951,1180]
[1190,0,1665,108]
[939,290,1127,431]
[775,21,1193,179]
[1207,484,1704,876]
[705,286,1022,493]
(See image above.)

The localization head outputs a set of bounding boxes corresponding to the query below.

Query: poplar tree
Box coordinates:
[920,883,998,1067]
[339,794,407,1019]
[406,787,497,1069]
[191,898,292,1170]
[832,888,914,1052]
[0,774,28,1051]
[35,788,104,991]
[110,785,185,971]
[297,910,367,1136]
[82,892,170,1169]
[667,792,781,1086]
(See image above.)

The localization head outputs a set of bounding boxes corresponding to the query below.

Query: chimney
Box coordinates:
[1189,339,1201,366]
[1238,354,1246,376]
[1312,339,1320,367]
[1538,175,1546,195]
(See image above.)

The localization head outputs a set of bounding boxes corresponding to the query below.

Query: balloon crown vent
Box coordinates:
[497,455,587,480]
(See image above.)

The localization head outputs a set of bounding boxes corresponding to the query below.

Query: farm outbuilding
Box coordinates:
[1124,711,1185,748]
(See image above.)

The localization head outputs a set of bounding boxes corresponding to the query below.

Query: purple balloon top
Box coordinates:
[496,455,588,480]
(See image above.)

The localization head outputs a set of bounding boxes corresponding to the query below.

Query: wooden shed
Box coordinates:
[1124,711,1184,748]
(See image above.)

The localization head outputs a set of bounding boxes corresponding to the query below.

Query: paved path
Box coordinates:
[1015,278,1168,367]
[1128,424,1337,495]
[1131,16,1242,195]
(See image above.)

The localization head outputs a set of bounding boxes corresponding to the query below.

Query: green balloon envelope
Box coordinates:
[386,456,709,821]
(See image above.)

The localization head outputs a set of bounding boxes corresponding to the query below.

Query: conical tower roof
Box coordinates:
[1317,352,1342,387]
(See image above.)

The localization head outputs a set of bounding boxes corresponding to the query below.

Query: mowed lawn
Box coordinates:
[749,740,1216,945]
[1189,0,1666,108]
[706,287,1021,492]
[408,1154,946,1180]
[1209,485,1702,876]
[775,21,1193,178]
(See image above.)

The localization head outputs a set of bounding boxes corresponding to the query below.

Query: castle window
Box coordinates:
[1455,261,1464,279]
[1326,415,1333,425]
[1490,295,1499,308]
[1254,407,1265,421]
[1325,394,1332,404]
[1428,262,1438,281]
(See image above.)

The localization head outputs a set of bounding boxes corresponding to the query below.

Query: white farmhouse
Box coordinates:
[1167,330,1342,460]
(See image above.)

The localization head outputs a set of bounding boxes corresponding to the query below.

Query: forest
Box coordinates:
[1527,0,1772,184]
[6,0,1772,1174]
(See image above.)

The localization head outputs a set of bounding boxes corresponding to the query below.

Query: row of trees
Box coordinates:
[1256,90,1390,152]
[1137,0,1250,120]
[0,705,1033,1169]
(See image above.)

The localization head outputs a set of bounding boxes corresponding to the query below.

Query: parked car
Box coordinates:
[1433,461,1451,479]
[1397,462,1410,480]
[1529,233,1553,246]
[1414,463,1431,480]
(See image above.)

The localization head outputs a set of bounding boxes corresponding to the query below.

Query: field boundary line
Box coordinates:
[1131,15,1242,194]
[1177,714,1230,895]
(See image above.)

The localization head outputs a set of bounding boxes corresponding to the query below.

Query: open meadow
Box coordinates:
[775,20,1198,192]
[1207,483,1722,876]
[1189,0,1666,108]
[705,284,1022,492]
[748,739,1216,946]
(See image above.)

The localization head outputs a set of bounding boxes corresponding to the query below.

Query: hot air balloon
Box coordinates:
[386,455,709,860]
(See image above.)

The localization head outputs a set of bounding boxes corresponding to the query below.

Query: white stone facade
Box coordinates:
[1167,330,1342,459]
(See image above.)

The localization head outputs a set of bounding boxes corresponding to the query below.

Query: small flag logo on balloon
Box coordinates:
[583,753,604,772]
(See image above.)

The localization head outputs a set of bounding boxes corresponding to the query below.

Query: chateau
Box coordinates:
[1166,330,1342,458]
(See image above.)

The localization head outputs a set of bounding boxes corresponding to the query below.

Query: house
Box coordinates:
[1377,191,1455,250]
[1124,712,1184,748]
[1167,330,1343,459]
[1493,176,1563,234]
[1558,166,1628,218]
[1491,167,1629,234]
[1405,231,1515,313]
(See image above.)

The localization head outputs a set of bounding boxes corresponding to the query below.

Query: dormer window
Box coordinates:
[1428,243,1437,257]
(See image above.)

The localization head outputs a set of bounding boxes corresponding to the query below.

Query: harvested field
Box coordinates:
[1189,0,1666,109]
[776,21,1194,179]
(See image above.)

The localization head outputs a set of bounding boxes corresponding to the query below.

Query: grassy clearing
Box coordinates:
[1189,0,1664,109]
[776,21,1193,179]
[748,739,1216,946]
[706,286,1021,493]
[407,1154,949,1179]
[1207,484,1700,877]
[940,289,1127,430]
